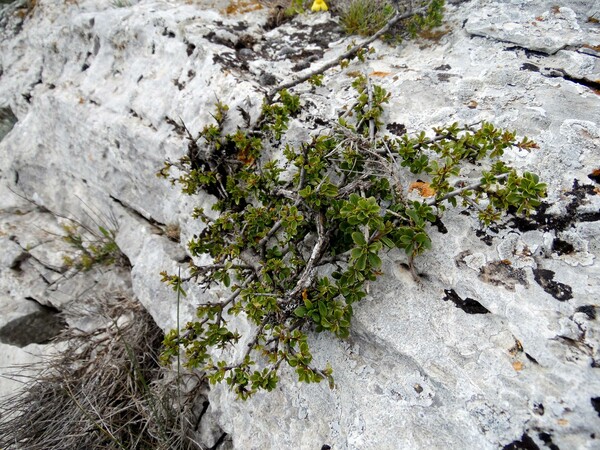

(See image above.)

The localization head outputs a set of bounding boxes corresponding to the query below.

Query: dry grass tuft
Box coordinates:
[0,294,205,450]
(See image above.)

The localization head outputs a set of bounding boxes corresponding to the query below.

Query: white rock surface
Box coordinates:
[465,3,586,54]
[1,0,600,449]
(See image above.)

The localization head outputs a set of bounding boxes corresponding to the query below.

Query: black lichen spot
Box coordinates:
[81,63,90,72]
[521,63,540,72]
[433,217,448,234]
[212,51,239,70]
[588,169,600,184]
[443,289,490,314]
[386,122,407,136]
[475,229,494,246]
[533,403,544,415]
[186,42,196,56]
[508,180,598,233]
[538,432,560,450]
[434,64,451,71]
[437,73,452,82]
[204,31,235,48]
[591,397,600,417]
[552,238,575,255]
[503,433,540,450]
[162,28,175,38]
[576,305,596,320]
[533,268,573,301]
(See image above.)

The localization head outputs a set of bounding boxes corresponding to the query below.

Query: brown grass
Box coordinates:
[0,295,205,450]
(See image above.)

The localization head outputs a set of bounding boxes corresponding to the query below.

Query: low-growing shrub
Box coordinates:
[158,59,545,398]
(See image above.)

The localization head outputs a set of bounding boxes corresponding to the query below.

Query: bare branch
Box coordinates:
[426,173,509,206]
[365,72,376,144]
[287,211,327,300]
[267,7,426,101]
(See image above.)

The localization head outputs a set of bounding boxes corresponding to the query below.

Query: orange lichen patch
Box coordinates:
[346,71,362,78]
[535,16,544,21]
[551,5,561,14]
[224,0,263,15]
[409,181,436,198]
[588,16,599,24]
[512,361,523,371]
[594,187,600,195]
[369,71,392,77]
[466,100,478,109]
[557,418,569,426]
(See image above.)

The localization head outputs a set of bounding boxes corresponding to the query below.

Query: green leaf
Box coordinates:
[294,306,307,318]
[367,252,382,268]
[351,231,367,246]
[318,301,327,319]
[380,236,395,249]
[355,254,367,271]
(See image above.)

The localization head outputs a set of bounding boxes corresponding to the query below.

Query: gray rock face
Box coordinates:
[465,4,585,54]
[1,0,600,449]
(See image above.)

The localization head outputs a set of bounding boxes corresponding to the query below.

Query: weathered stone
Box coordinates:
[0,236,26,269]
[1,0,599,448]
[465,4,584,54]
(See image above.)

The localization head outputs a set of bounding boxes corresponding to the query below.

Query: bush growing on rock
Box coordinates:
[158,6,546,400]
[340,0,444,38]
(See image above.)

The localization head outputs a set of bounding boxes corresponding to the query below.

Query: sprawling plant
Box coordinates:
[157,64,545,399]
[157,1,545,398]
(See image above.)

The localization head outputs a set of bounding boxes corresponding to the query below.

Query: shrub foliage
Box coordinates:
[158,11,546,400]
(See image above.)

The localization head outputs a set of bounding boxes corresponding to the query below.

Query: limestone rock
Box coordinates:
[465,4,584,54]
[1,0,600,449]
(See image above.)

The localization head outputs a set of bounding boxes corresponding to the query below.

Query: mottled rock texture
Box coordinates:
[1,0,599,448]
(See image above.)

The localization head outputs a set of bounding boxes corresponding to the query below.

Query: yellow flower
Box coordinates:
[311,0,328,12]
